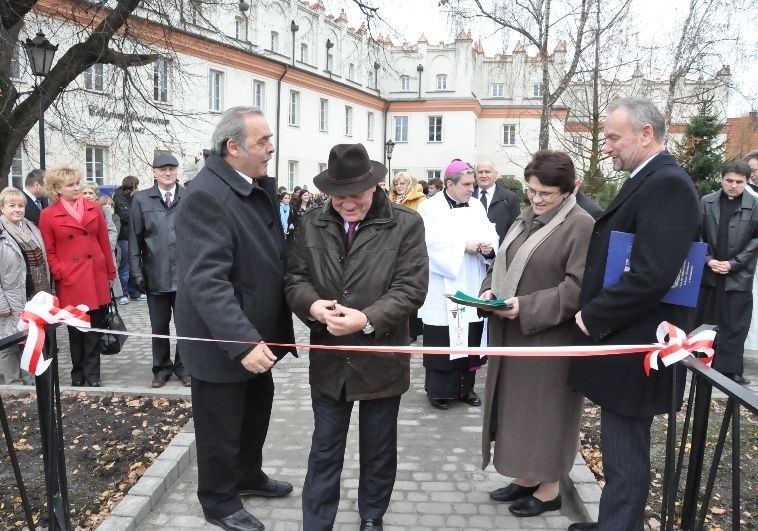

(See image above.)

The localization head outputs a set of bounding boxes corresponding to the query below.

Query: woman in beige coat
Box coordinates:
[479,150,594,518]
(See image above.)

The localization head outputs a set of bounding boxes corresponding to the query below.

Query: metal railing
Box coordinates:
[0,325,72,531]
[661,326,758,531]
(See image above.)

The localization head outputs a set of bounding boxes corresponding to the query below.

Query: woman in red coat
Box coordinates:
[40,165,116,386]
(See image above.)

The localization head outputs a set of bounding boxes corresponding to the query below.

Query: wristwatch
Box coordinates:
[362,318,375,335]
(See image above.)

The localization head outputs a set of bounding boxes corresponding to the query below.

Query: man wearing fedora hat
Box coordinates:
[286,143,429,531]
[129,153,189,388]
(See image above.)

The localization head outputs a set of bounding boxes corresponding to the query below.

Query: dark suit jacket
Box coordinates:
[576,190,604,220]
[475,184,520,245]
[568,151,700,418]
[23,193,48,226]
[175,154,295,383]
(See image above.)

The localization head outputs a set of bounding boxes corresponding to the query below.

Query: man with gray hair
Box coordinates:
[176,107,296,531]
[568,98,700,530]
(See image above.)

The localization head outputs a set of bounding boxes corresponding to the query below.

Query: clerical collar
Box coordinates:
[443,189,469,208]
[721,190,742,201]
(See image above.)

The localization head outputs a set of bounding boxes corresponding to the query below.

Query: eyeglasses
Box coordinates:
[526,188,560,201]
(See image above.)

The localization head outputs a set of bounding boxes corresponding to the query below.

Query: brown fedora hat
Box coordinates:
[314,143,387,196]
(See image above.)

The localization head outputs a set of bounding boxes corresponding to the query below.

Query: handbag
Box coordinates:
[99,291,127,355]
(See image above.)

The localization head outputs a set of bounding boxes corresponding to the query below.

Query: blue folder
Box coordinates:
[603,231,707,308]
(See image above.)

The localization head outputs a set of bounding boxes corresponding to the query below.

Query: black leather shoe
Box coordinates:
[462,391,481,406]
[568,523,598,531]
[205,508,264,531]
[508,494,562,517]
[87,380,102,387]
[151,376,168,388]
[489,482,539,502]
[238,477,293,498]
[430,398,449,410]
[730,374,751,385]
[360,519,383,530]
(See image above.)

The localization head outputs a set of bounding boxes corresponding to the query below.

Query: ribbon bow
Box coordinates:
[644,321,715,377]
[17,292,91,376]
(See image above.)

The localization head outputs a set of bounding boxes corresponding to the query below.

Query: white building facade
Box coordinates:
[8,0,729,191]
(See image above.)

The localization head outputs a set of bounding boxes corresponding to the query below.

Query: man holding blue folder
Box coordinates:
[568,98,700,531]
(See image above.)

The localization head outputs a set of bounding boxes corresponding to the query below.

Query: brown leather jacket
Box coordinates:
[285,188,429,401]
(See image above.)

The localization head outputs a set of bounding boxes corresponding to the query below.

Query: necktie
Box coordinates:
[165,191,172,207]
[35,198,43,210]
[345,221,358,251]
[480,189,488,211]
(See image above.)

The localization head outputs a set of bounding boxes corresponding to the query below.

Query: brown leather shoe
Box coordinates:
[151,376,168,388]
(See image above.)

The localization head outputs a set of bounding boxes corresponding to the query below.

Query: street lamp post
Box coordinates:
[416,63,424,99]
[23,31,58,170]
[385,139,395,188]
[290,20,299,65]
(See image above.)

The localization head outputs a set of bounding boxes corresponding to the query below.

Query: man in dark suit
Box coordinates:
[474,161,520,245]
[568,98,700,531]
[175,107,296,531]
[129,154,189,388]
[574,179,604,220]
[22,169,48,225]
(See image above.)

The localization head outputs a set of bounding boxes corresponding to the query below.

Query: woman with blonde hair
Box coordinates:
[39,166,116,387]
[389,172,426,211]
[81,182,123,298]
[0,187,50,384]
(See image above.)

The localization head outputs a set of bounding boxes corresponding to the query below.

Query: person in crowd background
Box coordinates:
[22,169,48,226]
[417,159,498,411]
[40,165,116,388]
[418,179,429,196]
[568,98,700,531]
[290,190,315,235]
[279,191,294,238]
[389,172,426,211]
[427,178,443,197]
[286,143,428,531]
[474,161,520,246]
[176,107,295,531]
[130,154,188,389]
[479,151,594,518]
[81,182,123,299]
[112,175,145,304]
[573,178,604,220]
[743,149,758,192]
[696,160,758,385]
[0,187,51,385]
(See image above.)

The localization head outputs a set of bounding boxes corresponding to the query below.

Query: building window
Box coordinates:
[393,116,408,142]
[400,75,410,91]
[10,46,22,80]
[533,82,544,98]
[253,80,264,109]
[84,64,104,92]
[427,116,443,143]
[288,90,300,126]
[85,146,107,185]
[571,134,583,154]
[300,43,308,63]
[436,74,448,90]
[270,31,279,52]
[345,106,353,136]
[235,16,248,40]
[287,160,298,191]
[10,147,23,188]
[319,98,328,132]
[503,124,517,146]
[367,112,374,140]
[348,63,355,81]
[154,59,170,103]
[426,169,441,181]
[491,83,504,97]
[208,69,223,112]
[326,52,334,72]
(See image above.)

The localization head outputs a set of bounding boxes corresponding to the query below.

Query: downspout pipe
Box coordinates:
[275,64,289,184]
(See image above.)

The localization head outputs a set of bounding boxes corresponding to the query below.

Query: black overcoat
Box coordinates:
[175,154,295,383]
[475,184,521,246]
[568,151,700,418]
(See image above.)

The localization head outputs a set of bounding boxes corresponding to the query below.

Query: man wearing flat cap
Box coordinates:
[129,153,189,387]
[286,143,429,531]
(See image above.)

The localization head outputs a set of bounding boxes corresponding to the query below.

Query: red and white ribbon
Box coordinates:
[17,292,90,376]
[643,321,715,376]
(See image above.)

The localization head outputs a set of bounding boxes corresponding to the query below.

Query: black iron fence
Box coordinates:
[660,326,758,531]
[0,325,72,531]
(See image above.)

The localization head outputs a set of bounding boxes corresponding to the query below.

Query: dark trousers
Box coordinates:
[698,286,752,375]
[68,306,106,385]
[191,373,274,518]
[597,408,653,531]
[117,240,137,298]
[146,292,184,378]
[302,388,401,531]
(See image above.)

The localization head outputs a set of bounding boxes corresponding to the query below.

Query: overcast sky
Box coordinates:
[338,0,757,116]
